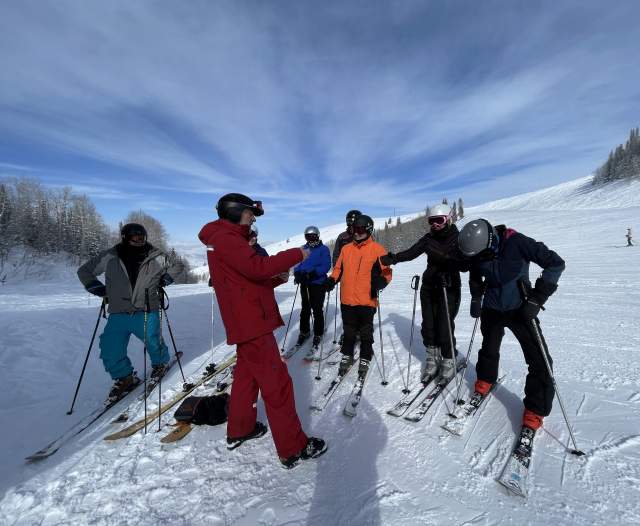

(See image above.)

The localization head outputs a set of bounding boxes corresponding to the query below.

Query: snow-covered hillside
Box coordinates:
[0,178,639,525]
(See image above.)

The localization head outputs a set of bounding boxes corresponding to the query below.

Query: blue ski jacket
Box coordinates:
[470,226,565,311]
[294,242,331,285]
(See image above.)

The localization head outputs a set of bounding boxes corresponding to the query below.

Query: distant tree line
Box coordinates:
[0,177,195,283]
[593,127,640,185]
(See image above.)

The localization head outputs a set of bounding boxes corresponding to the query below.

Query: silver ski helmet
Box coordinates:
[304,225,321,246]
[427,203,452,231]
[216,193,264,223]
[458,219,498,257]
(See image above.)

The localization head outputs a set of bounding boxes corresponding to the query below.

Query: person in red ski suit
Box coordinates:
[199,193,327,468]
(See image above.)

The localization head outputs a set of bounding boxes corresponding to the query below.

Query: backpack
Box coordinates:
[173,393,230,426]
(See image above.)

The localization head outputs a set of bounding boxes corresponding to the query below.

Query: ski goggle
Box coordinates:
[353,225,370,236]
[305,233,319,243]
[428,215,448,227]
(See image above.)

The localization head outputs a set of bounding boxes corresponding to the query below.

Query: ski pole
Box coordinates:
[315,290,332,381]
[453,317,479,405]
[441,281,459,396]
[281,283,299,352]
[518,282,584,456]
[210,283,215,366]
[160,288,186,384]
[404,275,420,393]
[144,288,149,434]
[377,294,388,385]
[332,282,339,344]
[67,298,106,415]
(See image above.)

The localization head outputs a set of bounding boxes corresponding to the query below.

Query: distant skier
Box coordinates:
[324,214,392,378]
[198,193,326,469]
[458,218,565,433]
[77,223,175,400]
[249,224,269,256]
[293,226,331,349]
[627,227,634,247]
[380,203,468,385]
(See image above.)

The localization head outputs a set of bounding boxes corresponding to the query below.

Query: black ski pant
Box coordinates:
[420,285,460,358]
[476,307,555,417]
[340,304,375,361]
[299,284,326,337]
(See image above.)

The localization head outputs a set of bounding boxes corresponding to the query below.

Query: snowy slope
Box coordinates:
[0,178,639,525]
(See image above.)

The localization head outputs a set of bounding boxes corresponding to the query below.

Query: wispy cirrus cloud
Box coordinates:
[1,1,639,240]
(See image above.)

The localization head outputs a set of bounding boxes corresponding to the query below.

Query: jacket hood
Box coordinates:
[199,219,251,245]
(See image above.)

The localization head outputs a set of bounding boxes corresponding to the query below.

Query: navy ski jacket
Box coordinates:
[470,226,565,312]
[294,242,331,285]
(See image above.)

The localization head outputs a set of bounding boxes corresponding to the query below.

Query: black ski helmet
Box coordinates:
[216,193,264,223]
[345,209,362,226]
[458,219,497,257]
[120,223,147,243]
[353,214,374,240]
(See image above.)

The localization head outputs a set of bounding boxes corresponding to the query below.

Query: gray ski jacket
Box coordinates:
[77,245,172,314]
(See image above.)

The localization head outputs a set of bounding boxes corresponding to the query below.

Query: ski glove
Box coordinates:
[323,277,336,293]
[293,271,303,285]
[379,253,397,266]
[435,272,452,288]
[160,273,174,287]
[86,280,106,297]
[520,278,557,321]
[370,275,388,298]
[470,297,482,318]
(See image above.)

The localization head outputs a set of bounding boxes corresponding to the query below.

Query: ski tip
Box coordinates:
[571,449,586,457]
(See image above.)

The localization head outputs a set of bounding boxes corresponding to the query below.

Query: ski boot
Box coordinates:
[436,358,456,385]
[296,332,310,346]
[280,437,328,469]
[312,335,322,349]
[421,346,440,383]
[338,354,354,376]
[357,358,370,378]
[226,422,268,450]
[151,362,170,380]
[108,372,141,401]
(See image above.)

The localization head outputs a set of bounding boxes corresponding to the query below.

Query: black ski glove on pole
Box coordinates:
[323,277,336,293]
[379,253,397,266]
[520,278,557,321]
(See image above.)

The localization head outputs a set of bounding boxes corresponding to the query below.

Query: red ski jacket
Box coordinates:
[199,219,303,344]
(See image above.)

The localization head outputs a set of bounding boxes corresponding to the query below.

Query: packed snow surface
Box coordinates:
[0,178,639,525]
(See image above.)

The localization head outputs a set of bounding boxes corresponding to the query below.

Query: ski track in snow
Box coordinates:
[1,180,640,525]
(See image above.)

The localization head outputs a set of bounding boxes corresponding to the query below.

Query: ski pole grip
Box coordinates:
[411,275,420,290]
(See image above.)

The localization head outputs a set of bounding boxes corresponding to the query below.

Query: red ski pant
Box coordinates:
[227,332,308,458]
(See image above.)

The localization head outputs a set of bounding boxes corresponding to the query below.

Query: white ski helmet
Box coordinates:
[427,203,452,231]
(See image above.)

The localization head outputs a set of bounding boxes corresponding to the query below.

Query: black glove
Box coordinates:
[520,278,557,321]
[323,277,336,293]
[160,273,174,287]
[469,279,486,298]
[371,275,388,298]
[293,271,303,285]
[379,253,397,266]
[208,277,212,287]
[86,280,106,297]
[435,272,452,288]
[470,296,482,318]
[305,270,318,282]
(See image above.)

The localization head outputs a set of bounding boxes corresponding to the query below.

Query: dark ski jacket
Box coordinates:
[294,242,331,285]
[332,230,353,267]
[198,219,302,344]
[469,226,565,312]
[393,224,468,290]
[77,243,172,314]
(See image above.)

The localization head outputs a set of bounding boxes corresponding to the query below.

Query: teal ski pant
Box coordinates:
[99,311,169,380]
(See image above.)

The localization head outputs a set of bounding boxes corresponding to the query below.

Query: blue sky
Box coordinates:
[1,1,639,244]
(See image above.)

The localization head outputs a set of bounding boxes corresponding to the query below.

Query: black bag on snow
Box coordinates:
[173,393,230,426]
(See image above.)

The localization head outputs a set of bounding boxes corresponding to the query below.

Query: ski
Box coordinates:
[403,360,467,422]
[310,362,355,412]
[160,422,193,444]
[386,375,436,417]
[282,340,309,360]
[343,368,369,418]
[497,426,536,498]
[25,378,142,461]
[441,375,506,436]
[103,353,237,441]
[111,351,183,423]
[303,344,321,362]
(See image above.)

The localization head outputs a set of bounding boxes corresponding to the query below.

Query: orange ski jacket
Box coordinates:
[330,237,392,308]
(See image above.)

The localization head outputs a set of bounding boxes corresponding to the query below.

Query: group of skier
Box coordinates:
[77,190,565,470]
